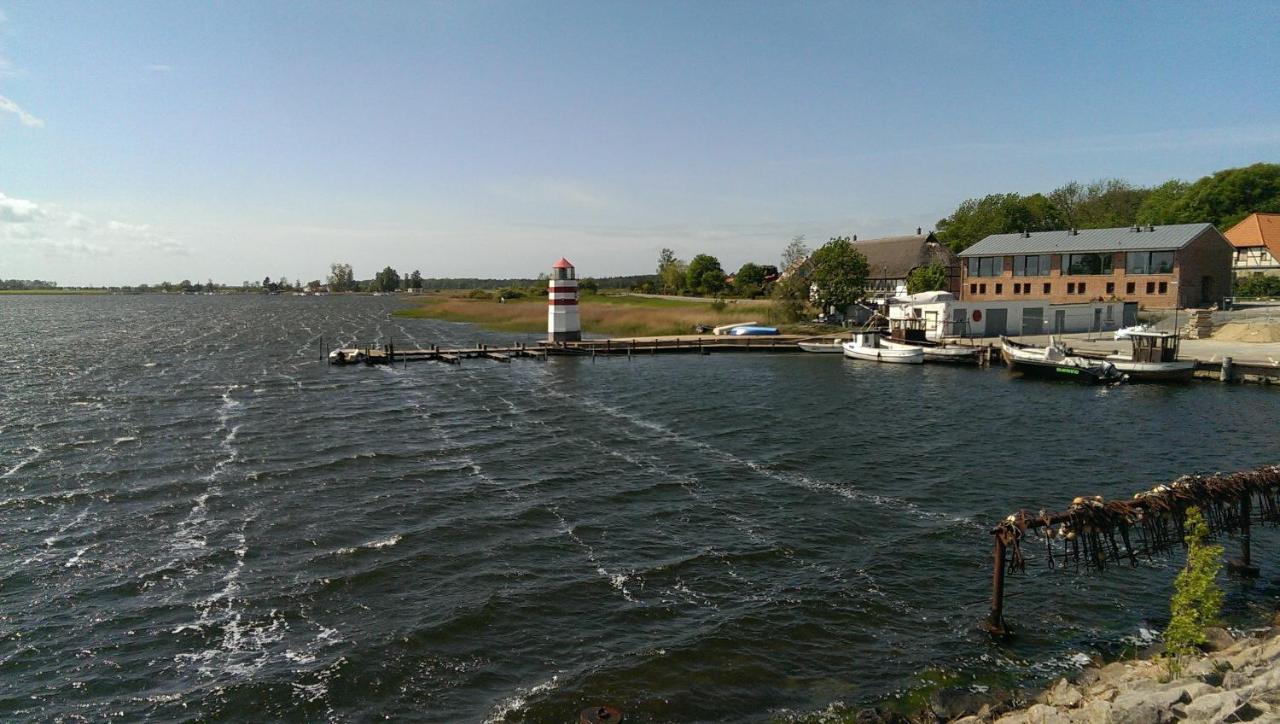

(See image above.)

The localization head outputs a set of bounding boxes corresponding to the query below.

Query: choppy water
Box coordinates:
[2,294,1279,722]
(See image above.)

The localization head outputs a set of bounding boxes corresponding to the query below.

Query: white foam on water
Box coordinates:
[1,446,42,480]
[484,674,561,724]
[112,436,138,445]
[550,507,637,603]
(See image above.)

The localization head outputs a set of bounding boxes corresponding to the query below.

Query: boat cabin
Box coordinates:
[889,317,928,344]
[1128,331,1179,363]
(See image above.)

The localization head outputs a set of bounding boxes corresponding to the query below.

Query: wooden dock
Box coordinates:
[326,335,815,366]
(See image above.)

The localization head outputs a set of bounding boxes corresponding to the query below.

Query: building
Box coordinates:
[854,229,959,296]
[957,223,1232,310]
[888,291,1137,339]
[547,258,581,342]
[1224,212,1280,279]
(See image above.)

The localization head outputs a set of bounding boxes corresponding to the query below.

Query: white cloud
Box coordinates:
[0,190,189,259]
[0,94,42,127]
[145,64,172,73]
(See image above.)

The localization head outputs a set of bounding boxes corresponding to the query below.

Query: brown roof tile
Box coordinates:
[1224,213,1280,258]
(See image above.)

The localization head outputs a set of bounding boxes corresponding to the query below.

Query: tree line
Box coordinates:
[935,162,1280,252]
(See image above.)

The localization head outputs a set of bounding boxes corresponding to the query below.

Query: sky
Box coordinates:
[2,1,1279,286]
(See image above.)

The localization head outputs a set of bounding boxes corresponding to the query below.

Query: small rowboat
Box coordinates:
[797,339,845,353]
[1000,336,1124,384]
[922,345,982,364]
[712,321,757,335]
[728,325,778,336]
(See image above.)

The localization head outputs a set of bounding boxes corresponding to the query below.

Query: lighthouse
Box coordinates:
[547,258,581,342]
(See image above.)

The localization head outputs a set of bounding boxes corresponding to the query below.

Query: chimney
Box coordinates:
[916,227,922,235]
[1070,228,1078,236]
[853,234,857,241]
[1146,225,1155,232]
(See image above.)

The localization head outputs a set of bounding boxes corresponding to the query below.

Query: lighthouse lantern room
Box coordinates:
[547,258,581,342]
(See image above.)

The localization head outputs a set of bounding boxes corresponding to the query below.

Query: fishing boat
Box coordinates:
[889,316,980,364]
[728,325,778,336]
[1105,330,1196,382]
[842,332,924,364]
[712,321,757,335]
[922,345,982,364]
[1000,336,1124,384]
[797,338,845,353]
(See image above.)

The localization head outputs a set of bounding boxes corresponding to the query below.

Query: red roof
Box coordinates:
[552,257,574,269]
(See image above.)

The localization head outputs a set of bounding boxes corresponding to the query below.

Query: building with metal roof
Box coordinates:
[957,223,1231,311]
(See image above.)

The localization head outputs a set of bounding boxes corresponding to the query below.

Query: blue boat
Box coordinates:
[728,325,778,336]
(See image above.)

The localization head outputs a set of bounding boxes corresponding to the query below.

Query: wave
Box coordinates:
[1,446,42,480]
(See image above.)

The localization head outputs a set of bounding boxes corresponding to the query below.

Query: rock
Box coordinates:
[1161,681,1216,701]
[1069,699,1113,724]
[1183,690,1240,721]
[1023,703,1070,724]
[1203,627,1235,652]
[1097,662,1131,686]
[1045,679,1083,708]
[1111,687,1189,724]
[1222,670,1252,690]
[951,717,982,724]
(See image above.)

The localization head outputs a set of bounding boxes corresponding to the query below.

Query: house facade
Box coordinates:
[1224,212,1280,279]
[957,223,1232,310]
[853,230,959,296]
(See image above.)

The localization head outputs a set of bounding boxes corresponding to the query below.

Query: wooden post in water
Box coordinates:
[981,535,1009,636]
[1229,494,1260,576]
[1221,356,1234,382]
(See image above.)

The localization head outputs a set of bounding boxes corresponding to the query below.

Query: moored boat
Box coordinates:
[842,332,924,364]
[1106,330,1196,382]
[1000,336,1124,384]
[922,345,982,364]
[728,325,778,336]
[797,338,845,353]
[712,321,757,335]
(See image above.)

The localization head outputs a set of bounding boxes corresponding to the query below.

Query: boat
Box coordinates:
[1105,330,1196,382]
[711,322,757,335]
[922,345,982,364]
[328,348,367,365]
[842,332,924,364]
[1114,324,1150,340]
[889,315,980,364]
[1000,336,1124,384]
[728,325,778,336]
[797,338,845,353]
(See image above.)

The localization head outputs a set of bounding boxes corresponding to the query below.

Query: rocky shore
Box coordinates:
[952,623,1280,724]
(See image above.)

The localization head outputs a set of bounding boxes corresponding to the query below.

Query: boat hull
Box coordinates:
[842,345,924,364]
[1004,357,1116,383]
[922,346,980,364]
[798,341,844,353]
[1107,360,1197,382]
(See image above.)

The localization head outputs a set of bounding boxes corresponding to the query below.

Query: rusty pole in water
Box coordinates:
[981,535,1008,636]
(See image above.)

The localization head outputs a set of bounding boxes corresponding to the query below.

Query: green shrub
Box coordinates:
[710,297,727,312]
[466,289,493,300]
[1163,507,1224,674]
[496,287,525,300]
[1234,274,1280,298]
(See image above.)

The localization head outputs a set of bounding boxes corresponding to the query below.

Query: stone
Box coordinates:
[1222,670,1252,690]
[1183,690,1240,721]
[1162,681,1217,701]
[1045,679,1084,708]
[928,688,998,720]
[1023,703,1071,724]
[1069,699,1113,724]
[1112,687,1190,724]
[1098,662,1131,685]
[952,717,983,724]
[1203,627,1235,652]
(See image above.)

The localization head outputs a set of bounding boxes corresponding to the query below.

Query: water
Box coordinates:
[2,295,1279,722]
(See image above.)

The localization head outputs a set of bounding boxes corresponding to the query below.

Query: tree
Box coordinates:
[906,264,950,294]
[328,263,354,292]
[1163,507,1224,674]
[1159,163,1280,229]
[409,270,423,290]
[733,262,769,298]
[1235,274,1280,298]
[936,193,1063,253]
[578,277,600,294]
[374,266,401,293]
[1135,180,1191,226]
[808,236,869,313]
[685,254,726,296]
[1074,179,1148,228]
[179,279,193,292]
[780,235,810,273]
[656,248,686,294]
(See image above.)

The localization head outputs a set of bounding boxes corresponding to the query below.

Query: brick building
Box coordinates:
[1224,212,1280,279]
[957,223,1232,309]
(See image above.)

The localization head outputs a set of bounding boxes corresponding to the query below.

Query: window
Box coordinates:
[1043,283,1051,294]
[1106,305,1114,321]
[979,283,987,294]
[1126,250,1175,275]
[1158,281,1168,294]
[967,256,1003,277]
[1013,254,1051,276]
[1146,282,1155,294]
[1106,282,1115,295]
[1065,253,1114,275]
[969,283,977,295]
[1013,283,1021,294]
[1126,282,1135,294]
[995,283,1003,294]
[1025,284,1032,295]
[1078,283,1086,295]
[1067,282,1076,294]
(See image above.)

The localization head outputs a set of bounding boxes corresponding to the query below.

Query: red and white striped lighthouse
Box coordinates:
[547,257,581,342]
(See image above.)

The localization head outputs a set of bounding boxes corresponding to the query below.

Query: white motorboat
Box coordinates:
[842,332,924,364]
[797,338,845,353]
[1105,330,1196,382]
[922,345,982,364]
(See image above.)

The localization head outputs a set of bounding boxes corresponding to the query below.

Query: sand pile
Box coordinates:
[1212,320,1280,343]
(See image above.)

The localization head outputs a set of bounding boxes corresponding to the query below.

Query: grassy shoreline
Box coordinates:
[393,291,826,337]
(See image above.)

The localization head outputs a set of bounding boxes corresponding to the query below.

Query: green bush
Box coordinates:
[710,297,727,312]
[1163,507,1224,674]
[496,287,525,300]
[1234,274,1280,298]
[466,289,493,300]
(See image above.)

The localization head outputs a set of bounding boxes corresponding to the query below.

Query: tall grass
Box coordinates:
[393,292,783,337]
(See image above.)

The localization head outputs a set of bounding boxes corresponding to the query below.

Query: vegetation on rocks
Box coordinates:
[1163,507,1224,674]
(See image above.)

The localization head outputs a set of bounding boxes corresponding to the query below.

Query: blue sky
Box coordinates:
[2,1,1278,285]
